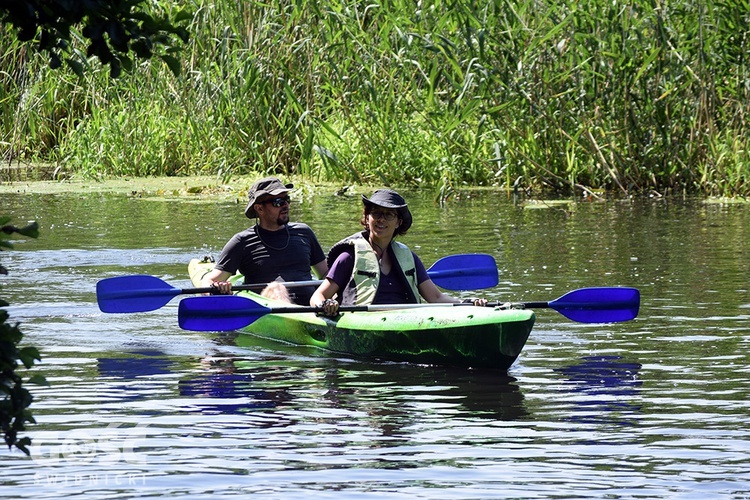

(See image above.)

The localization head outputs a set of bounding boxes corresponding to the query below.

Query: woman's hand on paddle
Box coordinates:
[310,278,341,317]
[317,298,339,317]
[462,297,488,306]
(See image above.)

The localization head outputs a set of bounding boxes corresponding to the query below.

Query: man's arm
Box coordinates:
[311,259,329,279]
[200,268,233,294]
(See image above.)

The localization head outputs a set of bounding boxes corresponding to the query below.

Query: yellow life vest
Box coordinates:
[328,232,421,305]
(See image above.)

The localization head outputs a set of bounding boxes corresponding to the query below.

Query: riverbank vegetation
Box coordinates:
[2,0,749,196]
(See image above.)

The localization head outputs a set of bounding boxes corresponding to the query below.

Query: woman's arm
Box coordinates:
[418,279,489,305]
[310,250,353,316]
[310,278,340,305]
[310,278,340,316]
[418,279,461,303]
[414,253,487,305]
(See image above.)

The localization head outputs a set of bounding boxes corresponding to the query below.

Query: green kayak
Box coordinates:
[188,258,535,370]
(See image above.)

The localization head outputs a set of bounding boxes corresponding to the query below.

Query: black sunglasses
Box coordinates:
[262,196,290,207]
[369,210,398,221]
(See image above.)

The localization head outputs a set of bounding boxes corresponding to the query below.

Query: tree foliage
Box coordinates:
[0,0,191,77]
[1,218,44,455]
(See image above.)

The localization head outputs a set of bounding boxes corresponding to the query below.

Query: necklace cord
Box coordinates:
[370,240,387,264]
[255,225,290,251]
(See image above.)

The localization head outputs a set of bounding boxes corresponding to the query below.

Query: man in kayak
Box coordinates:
[310,189,487,316]
[200,177,328,305]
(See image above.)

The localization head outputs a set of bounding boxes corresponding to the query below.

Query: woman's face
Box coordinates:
[366,207,400,239]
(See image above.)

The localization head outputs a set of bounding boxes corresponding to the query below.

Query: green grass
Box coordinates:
[1,0,749,196]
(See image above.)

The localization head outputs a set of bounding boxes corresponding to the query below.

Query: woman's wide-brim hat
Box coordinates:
[245,177,293,218]
[362,189,412,232]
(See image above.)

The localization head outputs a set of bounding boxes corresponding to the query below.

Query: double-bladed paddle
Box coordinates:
[177,287,640,331]
[96,253,499,313]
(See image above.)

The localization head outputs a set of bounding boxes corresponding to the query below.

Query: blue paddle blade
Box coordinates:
[97,275,181,313]
[549,287,640,323]
[178,295,272,331]
[427,253,499,290]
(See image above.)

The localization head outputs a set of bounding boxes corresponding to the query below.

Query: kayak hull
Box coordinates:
[189,258,534,370]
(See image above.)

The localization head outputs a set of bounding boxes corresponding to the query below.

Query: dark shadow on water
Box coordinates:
[219,330,529,431]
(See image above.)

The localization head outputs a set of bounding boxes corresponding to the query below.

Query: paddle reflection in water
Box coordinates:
[97,349,174,380]
[177,358,295,414]
[554,355,642,428]
[97,348,296,415]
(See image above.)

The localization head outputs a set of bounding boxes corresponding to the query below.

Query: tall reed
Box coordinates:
[1,0,748,196]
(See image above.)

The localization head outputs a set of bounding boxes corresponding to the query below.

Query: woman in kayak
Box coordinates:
[311,189,487,317]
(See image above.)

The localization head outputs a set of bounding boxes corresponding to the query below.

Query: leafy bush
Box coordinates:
[0,217,45,455]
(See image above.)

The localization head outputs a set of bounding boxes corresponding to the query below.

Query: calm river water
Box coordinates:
[2,187,750,498]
